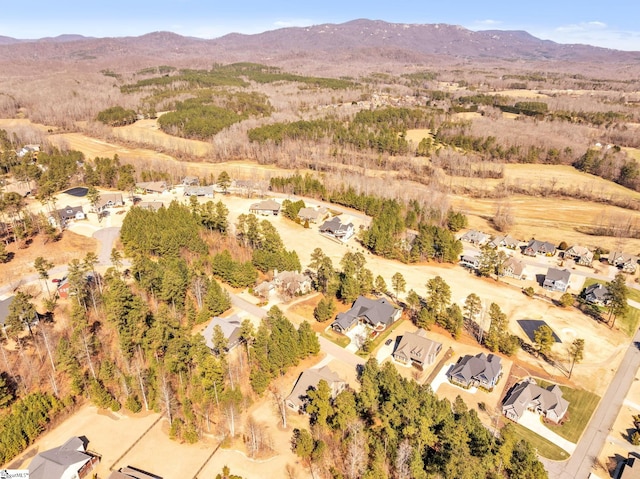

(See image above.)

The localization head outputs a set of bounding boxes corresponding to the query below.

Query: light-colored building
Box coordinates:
[392,329,442,368]
[447,353,502,390]
[286,366,347,412]
[28,436,99,479]
[502,378,569,424]
[249,199,281,216]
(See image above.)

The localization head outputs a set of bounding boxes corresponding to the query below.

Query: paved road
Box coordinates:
[92,227,121,265]
[542,328,640,479]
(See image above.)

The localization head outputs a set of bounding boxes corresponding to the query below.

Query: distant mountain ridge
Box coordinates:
[0,19,638,67]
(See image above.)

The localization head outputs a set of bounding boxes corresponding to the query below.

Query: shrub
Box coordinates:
[523,286,535,297]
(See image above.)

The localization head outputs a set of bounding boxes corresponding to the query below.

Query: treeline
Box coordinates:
[573,147,640,191]
[96,106,138,126]
[292,358,547,478]
[249,107,434,155]
[0,392,67,465]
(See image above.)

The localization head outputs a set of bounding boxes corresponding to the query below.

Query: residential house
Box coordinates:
[460,230,490,245]
[273,270,312,296]
[94,193,124,212]
[17,144,40,158]
[297,206,328,224]
[254,281,275,300]
[57,278,72,299]
[201,314,243,352]
[502,378,569,424]
[49,205,85,227]
[249,199,281,216]
[331,296,401,334]
[135,181,168,194]
[489,235,520,249]
[0,295,14,331]
[183,185,215,197]
[447,353,502,390]
[28,436,99,479]
[543,268,571,292]
[460,255,480,269]
[564,245,594,266]
[617,454,640,479]
[609,251,640,273]
[583,283,610,306]
[392,329,442,369]
[523,239,556,257]
[286,366,347,412]
[319,216,355,241]
[502,257,526,280]
[137,201,164,212]
[182,176,200,186]
[108,466,162,479]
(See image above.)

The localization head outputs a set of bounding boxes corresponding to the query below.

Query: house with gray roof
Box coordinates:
[331,296,401,334]
[286,366,347,412]
[502,378,569,424]
[609,251,639,273]
[543,268,571,292]
[392,329,442,369]
[49,205,85,227]
[524,239,556,257]
[460,230,490,245]
[182,176,200,186]
[447,353,502,390]
[28,436,99,479]
[273,270,312,296]
[184,185,214,197]
[319,216,354,241]
[583,283,610,306]
[0,295,14,330]
[564,245,594,266]
[460,255,480,269]
[201,314,243,353]
[137,201,164,212]
[617,454,640,479]
[249,199,281,216]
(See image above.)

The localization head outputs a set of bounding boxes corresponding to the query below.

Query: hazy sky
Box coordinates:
[1,0,638,51]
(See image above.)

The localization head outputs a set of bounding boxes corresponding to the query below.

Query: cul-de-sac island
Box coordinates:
[2,18,640,479]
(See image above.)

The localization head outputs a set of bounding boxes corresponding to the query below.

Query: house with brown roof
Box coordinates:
[501,257,526,280]
[392,329,442,369]
[273,270,312,296]
[249,199,281,216]
[286,366,347,412]
[137,201,164,212]
[297,206,328,224]
[502,378,569,424]
[136,181,168,194]
[28,436,99,479]
[617,454,640,479]
[609,251,639,273]
[94,193,125,212]
[489,235,520,250]
[447,353,502,390]
[564,245,594,266]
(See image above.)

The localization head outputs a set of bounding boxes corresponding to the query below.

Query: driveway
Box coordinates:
[518,410,576,454]
[429,363,478,395]
[345,323,368,353]
[92,227,122,265]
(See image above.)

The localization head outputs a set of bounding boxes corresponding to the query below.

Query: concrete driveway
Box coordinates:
[518,410,577,454]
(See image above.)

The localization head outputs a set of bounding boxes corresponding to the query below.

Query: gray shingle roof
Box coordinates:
[333,296,398,331]
[28,437,91,479]
[448,353,502,386]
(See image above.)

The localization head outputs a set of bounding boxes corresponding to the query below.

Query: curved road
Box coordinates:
[543,328,640,479]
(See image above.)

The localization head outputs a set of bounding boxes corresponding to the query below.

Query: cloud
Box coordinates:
[555,21,607,33]
[532,22,640,51]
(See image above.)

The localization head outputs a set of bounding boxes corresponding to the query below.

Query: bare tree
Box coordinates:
[344,421,367,479]
[271,385,288,429]
[160,372,175,426]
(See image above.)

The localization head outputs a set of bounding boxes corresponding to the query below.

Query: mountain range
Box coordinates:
[0,19,638,70]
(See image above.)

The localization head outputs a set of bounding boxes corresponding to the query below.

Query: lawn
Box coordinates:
[321,328,350,348]
[537,379,600,443]
[509,423,570,461]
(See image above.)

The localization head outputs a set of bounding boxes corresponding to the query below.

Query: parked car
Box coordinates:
[385,338,393,346]
[52,278,61,283]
